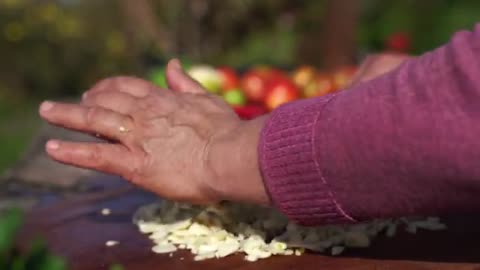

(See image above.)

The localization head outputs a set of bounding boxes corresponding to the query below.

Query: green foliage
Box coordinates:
[358,0,480,54]
[0,208,123,270]
[0,209,67,270]
[0,209,23,253]
[0,99,39,174]
[109,264,125,270]
[0,0,136,99]
[2,0,478,100]
[217,27,297,68]
[148,67,167,88]
[414,0,480,53]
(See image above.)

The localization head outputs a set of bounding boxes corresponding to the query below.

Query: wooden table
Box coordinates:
[17,175,480,270]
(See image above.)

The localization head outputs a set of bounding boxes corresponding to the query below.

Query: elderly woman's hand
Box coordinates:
[39,60,269,205]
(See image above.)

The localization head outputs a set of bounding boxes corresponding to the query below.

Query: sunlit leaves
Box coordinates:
[0,208,23,253]
[3,21,25,42]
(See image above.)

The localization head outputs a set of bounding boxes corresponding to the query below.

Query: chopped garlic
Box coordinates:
[295,248,304,256]
[406,224,417,234]
[105,240,119,247]
[344,232,370,248]
[187,223,211,236]
[245,254,258,262]
[331,246,345,256]
[198,244,217,255]
[152,243,177,254]
[269,240,288,255]
[410,220,447,231]
[386,223,397,238]
[133,200,447,262]
[215,241,240,258]
[139,222,165,234]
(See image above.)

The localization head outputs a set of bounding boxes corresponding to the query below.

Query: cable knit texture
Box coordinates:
[259,24,480,225]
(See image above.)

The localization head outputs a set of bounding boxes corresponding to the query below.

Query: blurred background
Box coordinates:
[0,0,479,173]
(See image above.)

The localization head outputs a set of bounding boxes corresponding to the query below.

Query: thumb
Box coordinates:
[166,59,206,94]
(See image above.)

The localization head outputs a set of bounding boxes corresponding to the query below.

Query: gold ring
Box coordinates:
[119,126,131,133]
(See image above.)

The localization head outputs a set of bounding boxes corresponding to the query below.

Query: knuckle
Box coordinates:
[126,166,141,183]
[137,97,154,114]
[92,91,111,104]
[91,76,136,92]
[92,77,116,91]
[140,94,172,115]
[141,93,157,107]
[85,106,103,126]
[111,76,131,86]
[125,154,148,182]
[88,144,105,167]
[83,91,100,105]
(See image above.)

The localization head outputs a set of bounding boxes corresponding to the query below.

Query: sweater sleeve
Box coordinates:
[259,24,480,226]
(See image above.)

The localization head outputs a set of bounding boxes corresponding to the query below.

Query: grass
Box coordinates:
[0,99,41,174]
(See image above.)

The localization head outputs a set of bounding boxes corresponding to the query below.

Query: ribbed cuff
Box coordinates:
[258,95,356,226]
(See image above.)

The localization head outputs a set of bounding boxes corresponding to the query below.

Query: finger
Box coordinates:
[45,140,136,180]
[166,59,206,94]
[349,54,412,87]
[372,54,412,74]
[82,91,139,115]
[39,101,133,142]
[83,76,156,99]
[348,55,377,86]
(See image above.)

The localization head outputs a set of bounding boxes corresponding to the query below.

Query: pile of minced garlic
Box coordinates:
[133,201,446,262]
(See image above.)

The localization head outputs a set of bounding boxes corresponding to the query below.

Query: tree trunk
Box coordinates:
[322,0,360,69]
[120,0,173,64]
[297,0,360,69]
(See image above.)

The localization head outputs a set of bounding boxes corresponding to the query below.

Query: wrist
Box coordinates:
[208,115,270,205]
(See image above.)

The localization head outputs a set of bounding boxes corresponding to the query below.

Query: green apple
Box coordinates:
[149,67,167,88]
[187,65,222,94]
[223,88,246,106]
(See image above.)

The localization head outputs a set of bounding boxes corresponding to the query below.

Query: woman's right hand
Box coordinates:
[348,53,413,86]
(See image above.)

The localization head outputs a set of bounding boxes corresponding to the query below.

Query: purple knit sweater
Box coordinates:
[259,24,480,226]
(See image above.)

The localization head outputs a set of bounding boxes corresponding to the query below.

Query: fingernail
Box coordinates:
[46,140,60,150]
[82,92,88,100]
[40,101,54,112]
[171,59,182,70]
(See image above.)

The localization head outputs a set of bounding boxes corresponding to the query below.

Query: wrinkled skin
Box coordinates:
[39,60,267,205]
[39,54,410,206]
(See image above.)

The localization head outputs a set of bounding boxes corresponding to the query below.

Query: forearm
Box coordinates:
[260,24,480,225]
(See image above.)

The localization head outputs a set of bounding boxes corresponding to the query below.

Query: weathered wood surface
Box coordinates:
[2,122,99,188]
[0,119,104,215]
[17,174,480,270]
